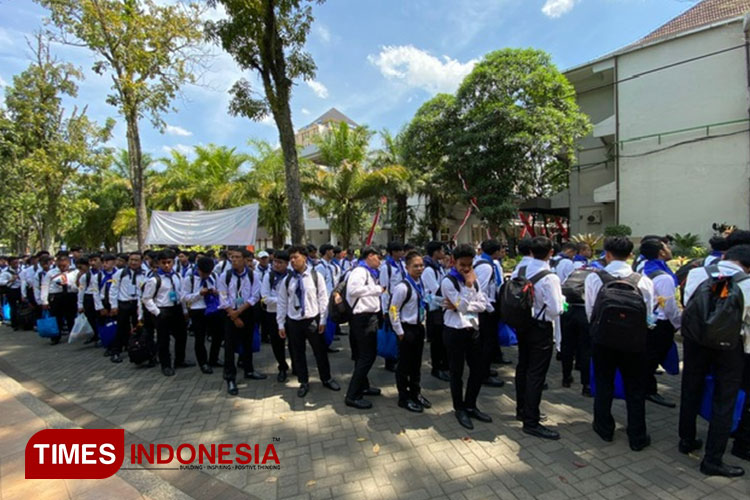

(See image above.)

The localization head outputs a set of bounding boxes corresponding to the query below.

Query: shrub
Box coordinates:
[603,224,632,237]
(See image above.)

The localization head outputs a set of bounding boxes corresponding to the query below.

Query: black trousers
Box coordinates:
[82,294,98,338]
[5,288,21,328]
[561,306,591,385]
[111,300,138,353]
[155,305,187,369]
[49,292,77,339]
[396,323,425,402]
[287,317,330,384]
[223,308,254,380]
[593,343,648,444]
[427,310,448,372]
[734,354,750,452]
[478,311,499,380]
[263,310,289,372]
[443,326,483,411]
[190,309,222,366]
[679,337,745,464]
[645,320,676,395]
[346,313,379,400]
[516,320,554,427]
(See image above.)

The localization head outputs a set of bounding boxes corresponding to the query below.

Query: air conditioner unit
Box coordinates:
[586,210,602,225]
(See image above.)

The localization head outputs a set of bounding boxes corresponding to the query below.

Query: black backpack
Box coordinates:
[499,266,553,330]
[473,260,503,303]
[681,265,748,350]
[675,257,705,306]
[127,325,154,364]
[328,268,367,325]
[561,268,594,306]
[590,271,648,352]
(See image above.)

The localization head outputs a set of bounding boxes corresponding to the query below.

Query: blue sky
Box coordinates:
[0,0,698,158]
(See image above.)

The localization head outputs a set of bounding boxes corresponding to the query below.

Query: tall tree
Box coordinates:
[372,129,414,243]
[38,0,206,250]
[206,0,324,245]
[0,33,113,251]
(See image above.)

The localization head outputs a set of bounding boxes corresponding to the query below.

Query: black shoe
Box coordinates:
[581,385,592,397]
[678,438,703,455]
[200,364,213,374]
[50,337,61,345]
[592,422,614,442]
[162,367,175,377]
[629,435,651,452]
[731,444,750,461]
[542,382,549,391]
[398,400,423,413]
[466,408,492,423]
[297,383,310,397]
[84,337,97,345]
[415,394,432,409]
[103,349,113,357]
[145,358,157,368]
[556,351,562,361]
[327,347,340,353]
[489,369,498,377]
[345,397,372,410]
[277,370,287,383]
[482,376,505,388]
[646,394,676,408]
[516,410,548,423]
[562,377,573,388]
[175,360,196,368]
[227,380,238,396]
[700,460,745,477]
[110,353,123,363]
[244,371,267,380]
[210,360,224,368]
[323,379,341,391]
[431,369,450,382]
[383,364,397,373]
[455,410,474,430]
[362,387,381,396]
[523,424,560,440]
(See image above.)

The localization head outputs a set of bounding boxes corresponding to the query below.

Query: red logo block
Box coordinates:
[25,429,125,479]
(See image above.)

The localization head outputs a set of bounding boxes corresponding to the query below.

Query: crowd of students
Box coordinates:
[1,232,749,478]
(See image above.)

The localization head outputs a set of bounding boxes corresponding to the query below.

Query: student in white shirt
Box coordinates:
[639,239,681,408]
[19,253,40,310]
[423,241,449,381]
[511,238,534,279]
[98,254,119,356]
[108,252,149,363]
[389,251,431,413]
[261,250,292,382]
[41,252,79,345]
[473,239,506,389]
[175,249,193,279]
[75,257,99,336]
[552,242,577,283]
[0,256,22,330]
[344,246,385,410]
[380,242,405,372]
[514,237,564,440]
[277,245,339,398]
[181,256,221,374]
[141,249,192,377]
[33,255,52,322]
[217,248,264,395]
[585,237,654,451]
[703,236,728,267]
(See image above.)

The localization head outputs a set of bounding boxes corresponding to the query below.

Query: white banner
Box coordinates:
[146,204,258,246]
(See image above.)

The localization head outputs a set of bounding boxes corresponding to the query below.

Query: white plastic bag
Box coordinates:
[68,313,94,343]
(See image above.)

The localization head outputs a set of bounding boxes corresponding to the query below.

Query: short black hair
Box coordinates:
[158,249,176,261]
[88,252,102,260]
[274,250,290,262]
[425,241,443,257]
[387,241,404,254]
[319,243,334,255]
[241,248,253,259]
[639,239,664,260]
[708,236,729,252]
[561,242,578,253]
[196,256,215,273]
[360,246,379,259]
[404,250,422,265]
[577,242,591,252]
[404,243,415,252]
[76,257,90,266]
[480,239,503,255]
[727,230,750,249]
[603,236,634,260]
[333,246,342,254]
[641,234,671,244]
[289,245,308,257]
[102,253,116,261]
[306,244,317,254]
[56,251,69,259]
[530,237,553,260]
[129,251,142,258]
[40,255,53,265]
[724,244,750,268]
[452,244,475,260]
[70,246,82,252]
[518,238,533,256]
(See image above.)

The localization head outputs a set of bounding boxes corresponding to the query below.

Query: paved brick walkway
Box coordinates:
[0,324,748,499]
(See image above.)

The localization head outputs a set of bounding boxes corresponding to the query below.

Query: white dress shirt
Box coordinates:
[261,270,289,313]
[181,273,217,310]
[473,257,504,313]
[217,268,260,311]
[111,267,148,305]
[41,269,80,305]
[346,266,382,315]
[0,266,22,290]
[19,265,39,300]
[440,274,489,330]
[96,270,118,310]
[315,259,340,294]
[555,258,575,283]
[276,266,328,329]
[511,256,535,278]
[76,271,103,310]
[141,272,183,316]
[584,260,655,322]
[175,262,193,279]
[646,267,682,330]
[380,259,406,313]
[33,269,48,304]
[389,278,425,335]
[683,260,750,353]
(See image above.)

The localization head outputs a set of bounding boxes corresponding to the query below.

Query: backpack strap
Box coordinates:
[647,270,666,280]
[529,270,553,285]
[625,273,642,288]
[518,266,527,279]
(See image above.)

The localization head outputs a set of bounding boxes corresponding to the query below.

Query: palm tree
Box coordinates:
[191,144,249,209]
[308,123,408,249]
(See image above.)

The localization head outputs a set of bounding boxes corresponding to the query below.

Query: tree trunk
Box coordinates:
[274,106,305,245]
[394,194,408,243]
[428,196,441,240]
[125,106,147,251]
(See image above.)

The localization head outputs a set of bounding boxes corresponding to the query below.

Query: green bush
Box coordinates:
[603,224,632,237]
[672,232,704,258]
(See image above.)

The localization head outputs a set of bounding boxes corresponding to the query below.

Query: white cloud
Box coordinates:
[259,114,275,127]
[165,124,193,137]
[162,144,193,155]
[0,75,7,88]
[368,45,477,94]
[541,0,579,18]
[306,80,329,99]
[301,108,311,115]
[315,25,331,44]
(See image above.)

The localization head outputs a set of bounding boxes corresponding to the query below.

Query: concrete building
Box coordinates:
[561,0,750,242]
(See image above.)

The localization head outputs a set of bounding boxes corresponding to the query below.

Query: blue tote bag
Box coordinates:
[324,318,337,347]
[98,320,117,347]
[377,323,399,360]
[661,341,680,376]
[2,301,10,322]
[498,322,518,347]
[36,310,60,338]
[251,323,261,353]
[589,359,626,400]
[699,375,746,433]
